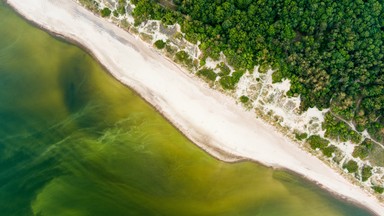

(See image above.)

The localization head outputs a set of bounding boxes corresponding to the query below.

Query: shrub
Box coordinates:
[165,45,177,55]
[175,51,193,68]
[100,7,111,17]
[113,10,118,17]
[322,145,336,157]
[307,135,329,150]
[175,50,189,61]
[372,186,384,194]
[352,139,374,159]
[258,64,269,73]
[154,40,166,49]
[117,5,126,15]
[139,33,153,42]
[306,135,336,157]
[295,133,308,141]
[79,0,99,12]
[217,62,231,76]
[343,160,358,173]
[197,68,217,81]
[199,59,206,66]
[232,70,245,84]
[219,70,245,90]
[219,76,235,90]
[323,113,362,144]
[240,96,249,103]
[361,166,372,182]
[272,70,283,83]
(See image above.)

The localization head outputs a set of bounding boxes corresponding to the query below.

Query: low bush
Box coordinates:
[165,45,177,56]
[323,113,362,144]
[322,145,336,157]
[79,0,99,11]
[272,70,283,83]
[295,132,308,141]
[240,96,249,104]
[175,51,193,68]
[113,10,118,17]
[361,166,372,182]
[352,139,374,159]
[372,186,384,194]
[117,5,126,15]
[219,70,245,90]
[217,62,231,76]
[307,135,329,150]
[231,70,244,84]
[219,76,235,90]
[197,68,217,81]
[154,40,166,49]
[100,7,111,17]
[343,160,358,173]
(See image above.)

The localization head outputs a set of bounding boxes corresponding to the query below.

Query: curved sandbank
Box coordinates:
[6,0,383,214]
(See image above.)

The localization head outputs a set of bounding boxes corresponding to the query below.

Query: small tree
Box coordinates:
[343,160,358,173]
[154,40,166,49]
[100,8,111,17]
[239,95,249,103]
[361,166,372,182]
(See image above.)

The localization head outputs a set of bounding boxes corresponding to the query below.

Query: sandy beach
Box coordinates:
[6,0,384,214]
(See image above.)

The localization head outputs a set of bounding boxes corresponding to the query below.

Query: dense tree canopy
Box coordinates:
[131,0,384,142]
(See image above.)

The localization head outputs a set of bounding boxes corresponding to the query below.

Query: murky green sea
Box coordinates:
[0,2,373,216]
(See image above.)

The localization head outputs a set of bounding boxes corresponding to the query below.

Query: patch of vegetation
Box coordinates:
[165,45,177,56]
[113,10,119,17]
[219,76,235,90]
[240,96,249,104]
[295,132,308,141]
[323,113,362,144]
[154,40,166,49]
[322,145,336,158]
[175,51,193,68]
[174,50,188,61]
[306,135,336,157]
[232,70,245,84]
[272,70,283,83]
[343,160,358,173]
[100,7,111,17]
[307,135,329,150]
[352,139,374,159]
[332,151,344,164]
[367,143,384,167]
[258,64,270,73]
[199,59,206,67]
[372,186,384,194]
[361,165,372,182]
[139,33,153,43]
[197,68,217,82]
[79,0,99,12]
[117,5,126,15]
[217,62,231,76]
[218,70,245,90]
[132,0,182,26]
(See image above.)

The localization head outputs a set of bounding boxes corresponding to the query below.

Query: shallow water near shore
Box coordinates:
[0,2,374,216]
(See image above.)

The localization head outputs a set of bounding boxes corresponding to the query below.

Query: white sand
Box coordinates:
[6,0,384,214]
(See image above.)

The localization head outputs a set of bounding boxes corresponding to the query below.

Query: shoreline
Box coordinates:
[5,0,383,215]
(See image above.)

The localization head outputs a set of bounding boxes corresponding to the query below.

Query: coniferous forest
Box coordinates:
[131,0,384,144]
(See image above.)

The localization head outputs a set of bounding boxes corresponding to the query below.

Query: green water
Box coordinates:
[0,3,373,216]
